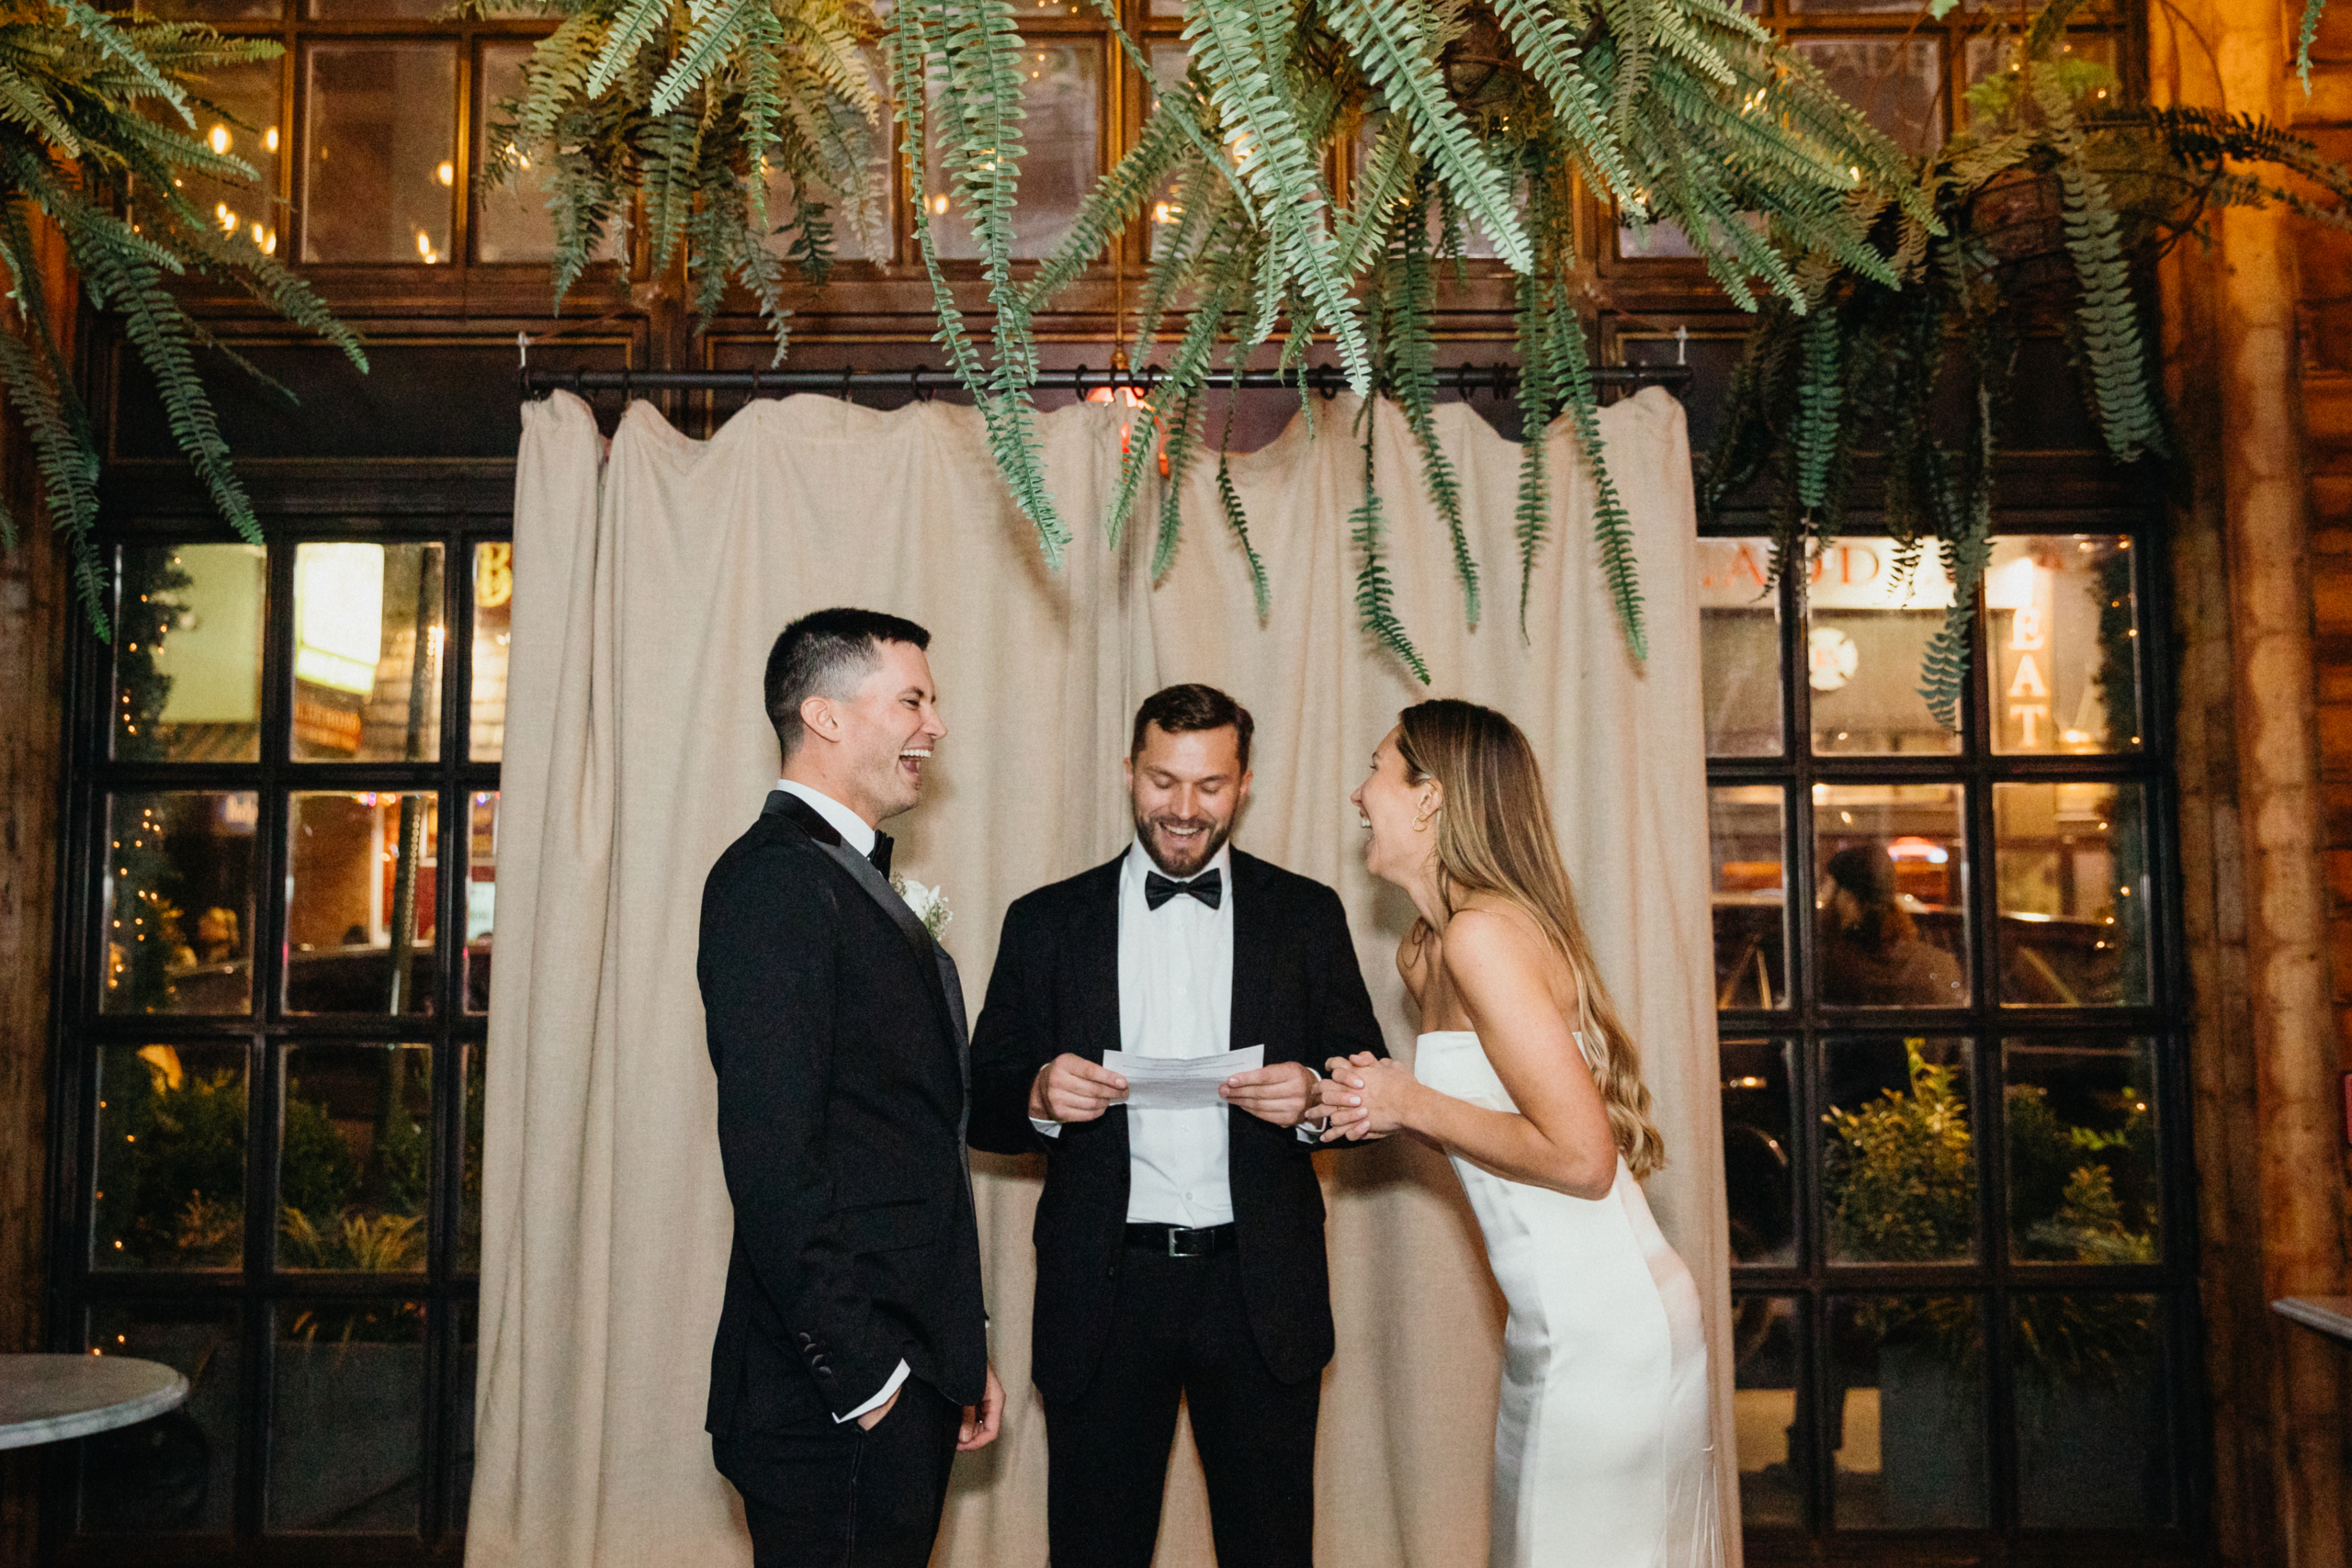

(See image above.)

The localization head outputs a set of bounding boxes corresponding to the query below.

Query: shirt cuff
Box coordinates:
[1295,1063,1329,1142]
[1030,1116,1064,1139]
[835,1359,910,1424]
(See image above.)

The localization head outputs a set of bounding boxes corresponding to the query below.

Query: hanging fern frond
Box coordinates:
[1215,398,1271,618]
[1350,400,1429,684]
[1385,181,1479,626]
[1551,295,1647,661]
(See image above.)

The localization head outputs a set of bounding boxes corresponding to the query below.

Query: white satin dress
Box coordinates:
[1414,1030,1722,1568]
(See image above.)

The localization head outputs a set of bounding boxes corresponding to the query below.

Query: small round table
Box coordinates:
[0,1355,188,1450]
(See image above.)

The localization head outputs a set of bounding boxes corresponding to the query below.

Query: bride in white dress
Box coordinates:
[1317,699,1721,1568]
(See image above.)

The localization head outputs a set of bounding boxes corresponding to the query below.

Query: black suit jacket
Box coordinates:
[967,848,1387,1403]
[698,790,987,1436]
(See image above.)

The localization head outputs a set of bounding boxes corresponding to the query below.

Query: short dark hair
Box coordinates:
[1131,683,1252,772]
[765,607,932,758]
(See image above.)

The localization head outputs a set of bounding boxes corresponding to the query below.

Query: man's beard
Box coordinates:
[1136,810,1232,878]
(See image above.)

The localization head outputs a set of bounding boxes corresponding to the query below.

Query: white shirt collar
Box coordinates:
[1124,835,1232,888]
[777,779,877,857]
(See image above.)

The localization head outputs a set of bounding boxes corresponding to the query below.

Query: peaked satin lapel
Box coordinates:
[1069,855,1125,1066]
[761,792,960,1058]
[1227,850,1272,1068]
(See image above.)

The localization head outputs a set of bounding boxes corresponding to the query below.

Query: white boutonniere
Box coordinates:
[891,874,952,942]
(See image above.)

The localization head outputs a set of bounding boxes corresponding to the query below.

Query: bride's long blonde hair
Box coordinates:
[1396,699,1666,1179]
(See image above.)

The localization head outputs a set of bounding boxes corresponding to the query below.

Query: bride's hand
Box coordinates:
[1318,1052,1412,1142]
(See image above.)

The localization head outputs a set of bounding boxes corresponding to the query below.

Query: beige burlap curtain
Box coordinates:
[467,385,1736,1568]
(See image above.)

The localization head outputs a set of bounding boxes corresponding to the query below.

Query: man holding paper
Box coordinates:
[968,683,1386,1568]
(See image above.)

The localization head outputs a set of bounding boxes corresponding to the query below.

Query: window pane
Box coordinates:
[470,544,511,761]
[1807,537,1962,755]
[286,792,440,1016]
[1790,39,1945,156]
[1814,785,1969,1008]
[281,1044,432,1273]
[925,40,1099,259]
[1830,1295,1986,1528]
[174,62,283,258]
[95,1044,247,1271]
[302,43,458,264]
[291,542,445,761]
[1711,786,1787,1009]
[1996,781,2147,1006]
[1731,1295,1804,1525]
[1962,34,2120,128]
[2012,1293,2173,1526]
[461,1043,485,1272]
[101,792,259,1016]
[142,0,279,17]
[1984,535,2141,753]
[113,545,266,762]
[2006,1036,2159,1264]
[1723,1039,1795,1265]
[1147,42,1193,257]
[471,44,639,266]
[79,1303,242,1535]
[757,51,891,265]
[1824,1037,1975,1263]
[463,791,500,1013]
[452,1301,479,1528]
[1697,536,1782,756]
[267,1301,426,1533]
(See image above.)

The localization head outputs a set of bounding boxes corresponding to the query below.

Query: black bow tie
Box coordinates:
[1145,867,1221,911]
[868,832,893,876]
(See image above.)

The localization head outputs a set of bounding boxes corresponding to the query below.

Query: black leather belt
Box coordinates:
[1124,1223,1234,1258]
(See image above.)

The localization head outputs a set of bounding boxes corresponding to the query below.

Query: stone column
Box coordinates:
[2154,0,2352,1562]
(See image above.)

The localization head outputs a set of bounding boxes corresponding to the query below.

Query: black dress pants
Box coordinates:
[1045,1243,1320,1568]
[714,1378,962,1568]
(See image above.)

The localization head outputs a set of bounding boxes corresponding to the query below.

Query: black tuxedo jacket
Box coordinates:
[967,848,1386,1403]
[697,790,987,1436]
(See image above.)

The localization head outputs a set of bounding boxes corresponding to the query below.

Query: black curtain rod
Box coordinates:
[516,361,1691,400]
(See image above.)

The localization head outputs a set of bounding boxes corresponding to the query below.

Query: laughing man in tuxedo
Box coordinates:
[968,683,1387,1568]
[698,607,1004,1568]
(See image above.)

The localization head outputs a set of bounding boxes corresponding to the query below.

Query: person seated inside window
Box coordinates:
[195,907,241,964]
[1818,843,1963,1008]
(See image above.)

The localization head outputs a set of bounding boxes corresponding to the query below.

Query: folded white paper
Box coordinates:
[1102,1045,1264,1111]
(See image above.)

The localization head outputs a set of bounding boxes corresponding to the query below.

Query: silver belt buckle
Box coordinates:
[1167,1225,1210,1258]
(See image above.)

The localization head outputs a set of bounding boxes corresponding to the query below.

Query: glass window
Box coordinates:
[286,792,440,1015]
[2012,1293,2173,1526]
[113,545,266,762]
[174,61,283,259]
[281,1043,434,1273]
[101,792,259,1016]
[1807,537,1962,755]
[1823,1037,1976,1264]
[469,544,511,761]
[1984,535,2142,754]
[267,1300,427,1532]
[1697,536,1782,756]
[1830,1295,1986,1528]
[1790,39,1945,156]
[1996,781,2148,1005]
[463,791,499,1013]
[302,43,458,264]
[2005,1036,2159,1264]
[460,1044,485,1272]
[758,51,892,266]
[1147,41,1193,258]
[1813,784,1969,1009]
[95,1044,248,1271]
[925,39,1100,259]
[1723,1039,1796,1265]
[1731,1295,1804,1526]
[291,542,446,761]
[80,1303,242,1535]
[142,0,280,17]
[1710,786,1787,1009]
[1962,33,2120,128]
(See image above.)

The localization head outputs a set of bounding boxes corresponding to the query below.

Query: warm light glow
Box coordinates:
[931,194,949,214]
[437,160,456,186]
[208,123,231,155]
[265,126,279,153]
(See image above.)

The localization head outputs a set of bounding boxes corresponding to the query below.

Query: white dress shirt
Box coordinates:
[775,777,908,1423]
